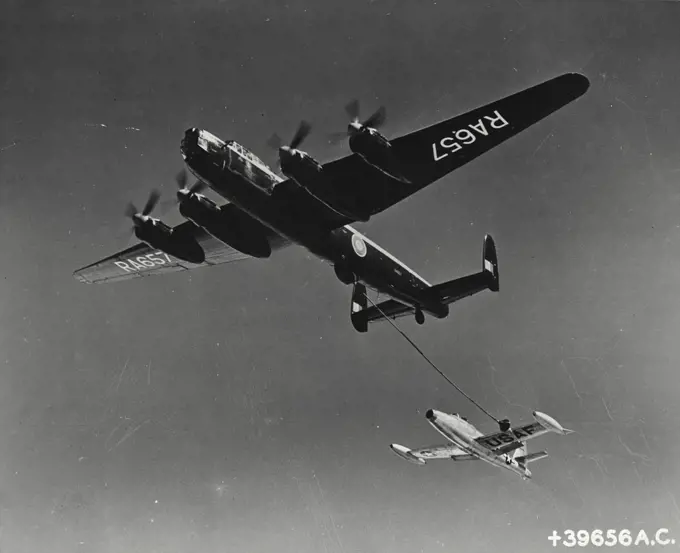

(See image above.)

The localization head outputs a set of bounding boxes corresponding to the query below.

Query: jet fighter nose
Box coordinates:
[425,409,435,420]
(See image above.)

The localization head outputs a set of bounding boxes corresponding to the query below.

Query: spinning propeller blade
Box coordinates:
[344,99,386,128]
[142,189,161,216]
[363,105,386,129]
[289,120,311,150]
[125,189,161,224]
[267,120,313,152]
[267,121,313,168]
[175,169,188,190]
[189,180,207,194]
[175,168,207,201]
[125,202,138,220]
[330,100,387,143]
[266,133,283,151]
[345,99,360,122]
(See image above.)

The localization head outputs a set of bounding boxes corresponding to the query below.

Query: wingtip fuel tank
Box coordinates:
[533,411,573,435]
[390,444,426,465]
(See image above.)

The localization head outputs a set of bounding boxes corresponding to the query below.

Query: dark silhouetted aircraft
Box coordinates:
[74,73,589,332]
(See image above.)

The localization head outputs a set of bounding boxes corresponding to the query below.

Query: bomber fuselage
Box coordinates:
[180,128,447,318]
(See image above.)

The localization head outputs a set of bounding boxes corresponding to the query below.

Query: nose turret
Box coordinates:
[181,128,199,160]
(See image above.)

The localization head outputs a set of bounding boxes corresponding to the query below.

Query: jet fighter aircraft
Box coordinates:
[390,410,573,480]
[73,73,590,332]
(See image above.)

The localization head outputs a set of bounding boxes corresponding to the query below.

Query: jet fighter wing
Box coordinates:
[74,212,290,284]
[411,444,477,461]
[310,73,589,222]
[475,421,548,451]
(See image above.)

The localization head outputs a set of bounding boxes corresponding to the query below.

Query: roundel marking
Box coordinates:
[351,233,367,257]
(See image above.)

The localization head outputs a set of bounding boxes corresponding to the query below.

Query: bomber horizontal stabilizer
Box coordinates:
[427,234,499,303]
[349,235,498,332]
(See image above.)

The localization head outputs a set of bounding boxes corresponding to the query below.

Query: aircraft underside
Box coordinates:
[73,73,589,333]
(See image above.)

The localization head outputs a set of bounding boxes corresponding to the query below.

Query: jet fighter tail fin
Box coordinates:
[511,444,527,461]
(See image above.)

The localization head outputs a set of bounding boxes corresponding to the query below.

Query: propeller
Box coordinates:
[345,99,361,122]
[175,168,207,202]
[329,100,387,144]
[125,189,161,226]
[288,120,312,150]
[266,120,312,165]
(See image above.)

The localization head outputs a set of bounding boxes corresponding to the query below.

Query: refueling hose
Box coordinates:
[365,294,503,427]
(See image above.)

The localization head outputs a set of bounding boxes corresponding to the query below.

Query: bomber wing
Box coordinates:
[73,208,290,284]
[294,73,589,223]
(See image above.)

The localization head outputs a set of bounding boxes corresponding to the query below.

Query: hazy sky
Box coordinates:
[2,1,680,551]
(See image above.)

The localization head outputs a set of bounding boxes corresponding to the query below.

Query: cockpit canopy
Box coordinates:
[227,140,275,174]
[453,413,469,422]
[196,130,226,154]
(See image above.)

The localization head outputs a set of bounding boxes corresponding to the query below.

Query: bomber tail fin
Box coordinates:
[350,282,369,333]
[428,234,499,304]
[482,234,499,292]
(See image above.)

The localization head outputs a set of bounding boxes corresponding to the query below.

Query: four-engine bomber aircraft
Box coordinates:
[73,73,590,332]
[391,409,573,480]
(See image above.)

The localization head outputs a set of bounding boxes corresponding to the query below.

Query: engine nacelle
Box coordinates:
[178,194,220,226]
[279,150,370,222]
[179,196,271,259]
[134,219,171,245]
[134,219,206,264]
[349,130,411,184]
[280,151,323,189]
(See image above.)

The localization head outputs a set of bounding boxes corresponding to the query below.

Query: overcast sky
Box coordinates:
[2,1,680,551]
